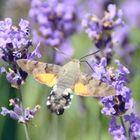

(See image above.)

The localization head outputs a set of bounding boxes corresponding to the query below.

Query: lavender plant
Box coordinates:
[90,57,135,139]
[82,4,123,64]
[0,18,41,140]
[1,98,40,123]
[0,18,41,87]
[29,0,78,63]
[0,0,140,140]
[82,3,140,140]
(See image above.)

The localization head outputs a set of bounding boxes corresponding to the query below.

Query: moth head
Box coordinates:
[46,88,73,115]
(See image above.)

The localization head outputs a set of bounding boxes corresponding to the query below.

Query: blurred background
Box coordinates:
[0,0,140,140]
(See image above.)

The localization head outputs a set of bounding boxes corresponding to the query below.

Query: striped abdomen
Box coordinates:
[55,60,81,94]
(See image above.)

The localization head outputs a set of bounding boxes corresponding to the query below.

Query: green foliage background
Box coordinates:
[0,0,140,140]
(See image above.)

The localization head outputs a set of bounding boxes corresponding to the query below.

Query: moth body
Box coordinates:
[55,59,81,96]
[47,59,80,115]
[17,58,116,115]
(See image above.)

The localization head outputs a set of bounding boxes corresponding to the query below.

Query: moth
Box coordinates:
[17,58,115,115]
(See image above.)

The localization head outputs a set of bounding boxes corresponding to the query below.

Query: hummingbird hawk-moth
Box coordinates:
[17,59,115,115]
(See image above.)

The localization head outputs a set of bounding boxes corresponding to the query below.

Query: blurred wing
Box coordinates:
[17,59,61,87]
[35,73,57,87]
[74,73,115,97]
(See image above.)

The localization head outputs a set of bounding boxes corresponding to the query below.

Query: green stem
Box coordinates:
[98,107,102,140]
[23,124,30,140]
[120,116,127,136]
[18,87,30,140]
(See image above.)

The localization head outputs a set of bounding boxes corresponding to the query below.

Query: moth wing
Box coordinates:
[17,59,62,87]
[74,73,115,97]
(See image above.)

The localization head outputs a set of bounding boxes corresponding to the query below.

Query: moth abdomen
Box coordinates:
[46,88,73,115]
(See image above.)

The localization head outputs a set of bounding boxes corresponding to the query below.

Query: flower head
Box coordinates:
[0,18,41,63]
[29,0,78,63]
[0,18,41,87]
[82,4,124,64]
[91,57,133,116]
[109,116,127,140]
[82,4,123,44]
[124,113,140,139]
[29,0,78,47]
[1,98,40,123]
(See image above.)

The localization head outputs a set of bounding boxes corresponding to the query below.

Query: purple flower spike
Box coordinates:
[0,18,42,86]
[0,18,40,63]
[29,0,78,63]
[0,98,40,124]
[29,0,78,47]
[124,113,140,139]
[82,4,124,64]
[82,4,123,42]
[91,57,133,116]
[109,116,126,140]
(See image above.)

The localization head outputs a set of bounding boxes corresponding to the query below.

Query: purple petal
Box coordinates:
[1,107,9,116]
[108,4,117,19]
[19,19,29,31]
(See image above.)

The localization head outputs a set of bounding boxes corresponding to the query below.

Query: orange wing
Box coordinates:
[74,82,92,96]
[35,73,57,87]
[17,59,61,87]
[74,73,115,97]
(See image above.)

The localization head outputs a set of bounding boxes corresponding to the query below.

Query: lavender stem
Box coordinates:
[18,87,30,140]
[120,116,127,136]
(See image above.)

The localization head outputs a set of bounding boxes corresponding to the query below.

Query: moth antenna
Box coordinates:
[79,49,101,61]
[54,47,68,57]
[80,60,95,73]
[53,47,70,61]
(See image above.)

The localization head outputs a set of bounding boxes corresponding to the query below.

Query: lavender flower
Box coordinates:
[0,18,41,62]
[82,4,123,64]
[29,0,78,63]
[6,69,23,87]
[0,18,41,87]
[82,4,123,45]
[91,57,133,116]
[109,116,126,140]
[1,98,40,123]
[124,113,140,139]
[29,0,78,47]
